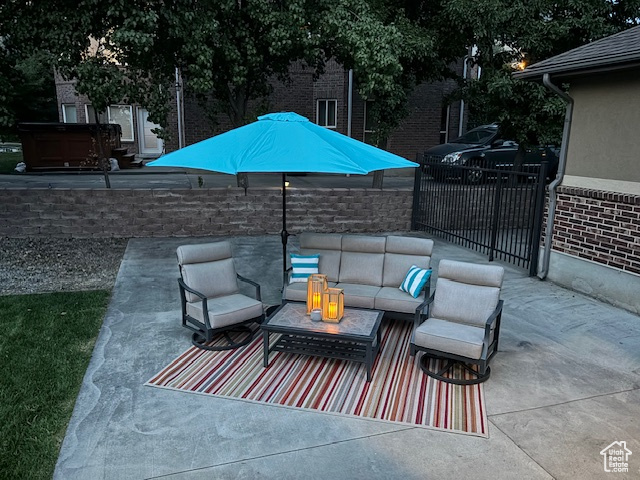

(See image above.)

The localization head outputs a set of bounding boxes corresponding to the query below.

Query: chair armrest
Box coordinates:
[178,278,207,300]
[481,300,504,358]
[178,278,211,328]
[237,274,262,302]
[414,291,436,328]
[284,266,293,282]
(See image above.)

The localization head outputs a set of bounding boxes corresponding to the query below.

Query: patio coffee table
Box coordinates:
[261,302,383,382]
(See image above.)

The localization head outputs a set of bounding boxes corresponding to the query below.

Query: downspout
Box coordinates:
[538,73,574,279]
[347,69,353,137]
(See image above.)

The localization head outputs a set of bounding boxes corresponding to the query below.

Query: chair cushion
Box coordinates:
[177,241,233,265]
[335,283,380,309]
[289,254,319,283]
[283,281,338,303]
[438,259,504,288]
[412,318,486,359]
[430,278,500,328]
[374,287,424,314]
[186,293,263,329]
[180,258,239,303]
[382,253,431,287]
[399,266,432,298]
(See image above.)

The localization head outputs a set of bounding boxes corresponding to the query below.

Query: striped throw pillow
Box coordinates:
[399,265,432,298]
[290,254,320,283]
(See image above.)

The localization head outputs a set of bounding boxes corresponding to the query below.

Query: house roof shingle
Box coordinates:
[514,25,640,80]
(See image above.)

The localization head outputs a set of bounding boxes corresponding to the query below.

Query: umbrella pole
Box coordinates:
[281,173,289,288]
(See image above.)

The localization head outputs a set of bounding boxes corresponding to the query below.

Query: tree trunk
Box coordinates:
[373,170,384,189]
[229,86,250,188]
[93,110,111,189]
[372,136,390,188]
[510,144,526,185]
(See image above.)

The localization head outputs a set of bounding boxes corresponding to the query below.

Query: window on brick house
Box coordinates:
[317,99,337,128]
[62,104,77,123]
[85,105,108,124]
[440,105,450,144]
[86,104,134,142]
[363,101,377,146]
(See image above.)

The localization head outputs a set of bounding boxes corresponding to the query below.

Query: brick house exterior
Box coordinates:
[56,58,467,163]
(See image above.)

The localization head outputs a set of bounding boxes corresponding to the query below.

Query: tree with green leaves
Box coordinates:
[0,30,57,140]
[444,0,640,148]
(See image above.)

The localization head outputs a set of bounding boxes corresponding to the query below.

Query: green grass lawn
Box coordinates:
[0,290,110,480]
[0,151,23,174]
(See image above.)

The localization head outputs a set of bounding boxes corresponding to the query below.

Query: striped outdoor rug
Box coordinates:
[146,319,488,437]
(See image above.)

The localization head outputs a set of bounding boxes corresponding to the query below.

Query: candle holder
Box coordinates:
[322,288,344,323]
[306,274,327,314]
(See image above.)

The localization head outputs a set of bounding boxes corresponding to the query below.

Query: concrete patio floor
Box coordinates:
[54,234,640,480]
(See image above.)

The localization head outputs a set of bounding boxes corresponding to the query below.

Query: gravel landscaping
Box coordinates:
[0,237,128,295]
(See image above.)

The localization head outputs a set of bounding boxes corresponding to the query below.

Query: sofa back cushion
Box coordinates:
[177,242,239,302]
[338,236,386,286]
[299,232,343,282]
[382,236,433,287]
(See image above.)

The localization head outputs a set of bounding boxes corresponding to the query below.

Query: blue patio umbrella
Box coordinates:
[148,112,418,282]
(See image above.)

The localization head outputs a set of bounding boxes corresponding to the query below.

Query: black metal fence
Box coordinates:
[411,156,548,275]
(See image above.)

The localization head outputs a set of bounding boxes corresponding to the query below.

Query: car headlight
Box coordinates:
[442,152,463,164]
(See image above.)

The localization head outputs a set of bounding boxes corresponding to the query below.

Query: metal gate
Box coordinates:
[411,156,548,275]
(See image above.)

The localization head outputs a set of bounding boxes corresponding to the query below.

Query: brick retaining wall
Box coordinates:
[0,188,413,238]
[550,186,640,275]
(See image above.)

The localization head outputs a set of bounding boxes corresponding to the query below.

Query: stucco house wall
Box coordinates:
[563,69,640,195]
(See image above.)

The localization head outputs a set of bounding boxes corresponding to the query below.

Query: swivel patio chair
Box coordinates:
[410,259,504,385]
[177,241,264,351]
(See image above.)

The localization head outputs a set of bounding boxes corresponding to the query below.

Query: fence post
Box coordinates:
[411,153,423,231]
[529,161,548,276]
[489,172,503,261]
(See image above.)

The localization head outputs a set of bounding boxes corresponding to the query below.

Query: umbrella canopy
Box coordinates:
[148,112,418,285]
[148,112,418,174]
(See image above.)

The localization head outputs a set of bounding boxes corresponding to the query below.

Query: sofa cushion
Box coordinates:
[300,248,341,282]
[299,232,343,283]
[383,236,433,287]
[342,235,386,253]
[374,287,425,314]
[383,253,431,287]
[335,283,380,309]
[385,236,434,256]
[339,235,386,286]
[299,232,343,250]
[283,281,338,303]
[339,252,385,286]
[186,293,263,329]
[412,318,486,359]
[430,278,500,328]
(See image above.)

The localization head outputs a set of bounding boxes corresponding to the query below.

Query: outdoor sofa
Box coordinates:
[283,232,434,323]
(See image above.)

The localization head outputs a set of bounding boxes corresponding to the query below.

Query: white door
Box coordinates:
[137,108,164,156]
